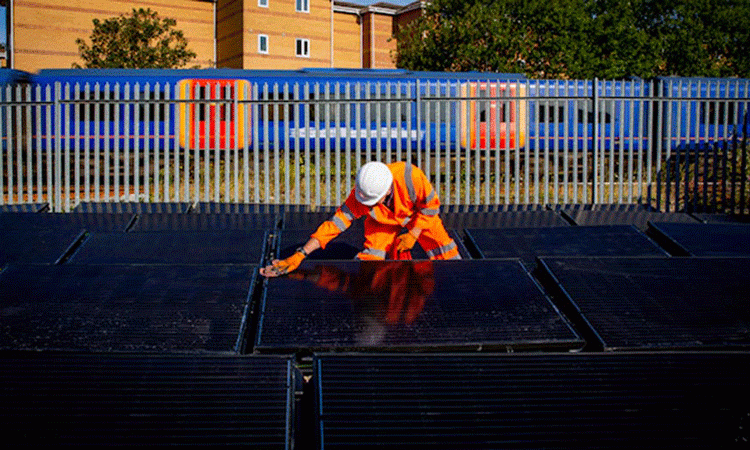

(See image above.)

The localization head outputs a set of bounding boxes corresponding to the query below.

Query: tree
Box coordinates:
[393,0,750,79]
[74,8,197,69]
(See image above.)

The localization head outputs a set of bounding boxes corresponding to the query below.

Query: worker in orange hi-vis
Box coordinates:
[260,161,461,278]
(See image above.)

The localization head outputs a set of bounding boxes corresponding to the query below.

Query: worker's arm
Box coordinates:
[407,165,442,232]
[259,237,322,277]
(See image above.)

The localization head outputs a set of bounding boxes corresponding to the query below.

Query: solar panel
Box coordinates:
[561,208,698,230]
[443,204,549,212]
[648,222,750,256]
[465,225,668,267]
[538,256,750,350]
[0,203,49,213]
[72,202,193,213]
[314,352,750,449]
[193,202,308,213]
[440,210,569,229]
[1,353,295,446]
[0,228,85,265]
[281,211,338,229]
[255,259,583,352]
[692,213,750,223]
[68,230,269,265]
[131,212,279,232]
[0,264,256,353]
[0,212,136,233]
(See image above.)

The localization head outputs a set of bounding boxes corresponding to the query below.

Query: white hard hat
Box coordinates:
[355,162,393,206]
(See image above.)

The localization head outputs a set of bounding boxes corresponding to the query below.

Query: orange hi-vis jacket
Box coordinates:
[311,162,460,260]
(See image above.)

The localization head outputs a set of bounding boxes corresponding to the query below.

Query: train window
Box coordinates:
[538,104,565,122]
[700,101,737,125]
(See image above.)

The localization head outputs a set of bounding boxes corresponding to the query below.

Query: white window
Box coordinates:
[296,0,309,13]
[295,39,309,58]
[258,35,268,54]
[258,0,268,7]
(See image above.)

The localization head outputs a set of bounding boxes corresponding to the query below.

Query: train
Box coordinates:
[1,68,748,154]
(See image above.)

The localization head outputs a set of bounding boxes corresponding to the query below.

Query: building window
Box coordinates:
[296,0,309,13]
[258,35,268,54]
[296,39,309,58]
[258,0,268,7]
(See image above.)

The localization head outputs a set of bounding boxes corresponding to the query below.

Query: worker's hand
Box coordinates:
[259,251,306,277]
[395,230,419,253]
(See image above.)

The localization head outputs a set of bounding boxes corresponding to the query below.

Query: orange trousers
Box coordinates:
[356,217,461,261]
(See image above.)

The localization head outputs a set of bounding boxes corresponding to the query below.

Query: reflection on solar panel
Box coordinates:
[465,225,667,266]
[0,203,49,213]
[648,222,750,256]
[193,202,308,213]
[538,256,750,350]
[0,264,255,353]
[1,353,295,446]
[314,352,750,449]
[131,213,279,231]
[69,230,269,265]
[72,202,193,213]
[561,208,698,230]
[440,210,569,229]
[255,260,582,352]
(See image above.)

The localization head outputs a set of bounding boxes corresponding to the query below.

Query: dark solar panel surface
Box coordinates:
[193,202,308,213]
[648,222,750,256]
[0,212,136,232]
[256,260,582,352]
[131,212,279,231]
[314,352,750,449]
[440,210,569,229]
[465,225,668,266]
[72,202,193,213]
[539,256,750,350]
[0,227,85,265]
[69,230,268,265]
[1,353,294,447]
[561,208,699,230]
[0,264,255,353]
[692,213,750,223]
[0,203,48,212]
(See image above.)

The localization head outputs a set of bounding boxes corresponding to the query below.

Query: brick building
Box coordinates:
[2,0,423,72]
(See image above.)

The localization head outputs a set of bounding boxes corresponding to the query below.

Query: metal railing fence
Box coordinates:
[1,77,748,213]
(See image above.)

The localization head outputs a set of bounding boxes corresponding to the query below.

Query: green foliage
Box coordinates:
[394,0,750,79]
[74,8,197,69]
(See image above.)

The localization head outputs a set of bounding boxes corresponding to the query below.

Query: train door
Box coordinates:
[460,82,526,149]
[177,79,249,149]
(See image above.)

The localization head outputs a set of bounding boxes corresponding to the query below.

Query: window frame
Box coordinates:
[296,0,309,13]
[258,34,269,54]
[295,38,310,58]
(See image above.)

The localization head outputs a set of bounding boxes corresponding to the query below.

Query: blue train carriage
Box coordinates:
[522,78,654,153]
[176,68,528,153]
[656,76,750,152]
[25,68,528,153]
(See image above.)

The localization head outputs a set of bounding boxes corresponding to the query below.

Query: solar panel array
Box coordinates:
[1,202,748,447]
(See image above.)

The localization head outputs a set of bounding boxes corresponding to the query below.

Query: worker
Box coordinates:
[260,161,460,277]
